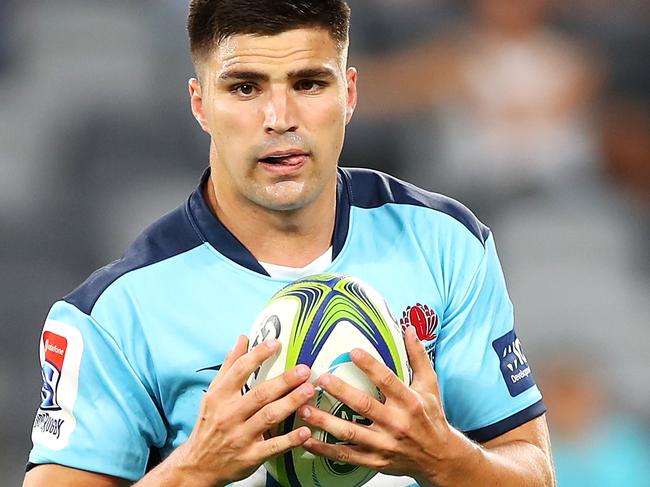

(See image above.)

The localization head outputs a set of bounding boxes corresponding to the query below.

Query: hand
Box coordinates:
[176,335,316,486]
[297,326,470,485]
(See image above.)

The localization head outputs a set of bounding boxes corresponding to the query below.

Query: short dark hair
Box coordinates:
[188,0,351,65]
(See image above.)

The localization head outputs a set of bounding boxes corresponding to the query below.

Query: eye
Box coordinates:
[296,80,326,93]
[232,83,257,97]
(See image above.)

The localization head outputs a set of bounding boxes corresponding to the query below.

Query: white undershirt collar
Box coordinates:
[259,247,333,280]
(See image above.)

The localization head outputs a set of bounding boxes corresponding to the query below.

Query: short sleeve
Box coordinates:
[436,233,545,442]
[28,300,166,481]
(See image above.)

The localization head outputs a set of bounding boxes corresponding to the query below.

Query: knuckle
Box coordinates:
[267,438,282,457]
[283,370,296,386]
[341,425,356,443]
[262,405,279,426]
[407,396,425,414]
[211,415,227,431]
[335,448,351,464]
[251,386,269,404]
[356,394,374,416]
[384,439,400,455]
[379,371,397,389]
[231,360,248,378]
[393,422,410,439]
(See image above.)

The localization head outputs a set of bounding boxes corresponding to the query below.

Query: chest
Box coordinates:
[142,249,446,453]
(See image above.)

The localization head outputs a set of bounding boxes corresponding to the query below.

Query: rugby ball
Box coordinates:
[246,273,409,487]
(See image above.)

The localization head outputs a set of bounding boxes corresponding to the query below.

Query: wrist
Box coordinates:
[416,426,482,487]
[172,441,230,487]
[136,442,227,487]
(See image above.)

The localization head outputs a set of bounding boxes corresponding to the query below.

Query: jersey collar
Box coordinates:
[187,168,351,276]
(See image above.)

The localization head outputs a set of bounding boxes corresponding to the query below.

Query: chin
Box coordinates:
[255,181,315,211]
[258,196,312,212]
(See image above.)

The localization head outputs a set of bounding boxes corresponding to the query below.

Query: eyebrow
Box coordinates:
[218,67,336,82]
[218,70,268,82]
[288,67,336,79]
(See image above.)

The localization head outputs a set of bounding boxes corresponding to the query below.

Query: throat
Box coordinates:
[203,177,336,268]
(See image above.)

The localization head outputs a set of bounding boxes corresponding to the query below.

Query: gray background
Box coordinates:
[2,1,649,484]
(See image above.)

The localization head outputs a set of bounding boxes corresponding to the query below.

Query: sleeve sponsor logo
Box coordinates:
[33,412,65,439]
[32,320,83,451]
[40,332,68,410]
[492,329,535,397]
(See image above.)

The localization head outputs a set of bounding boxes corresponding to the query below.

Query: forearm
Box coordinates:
[132,443,223,487]
[418,428,555,487]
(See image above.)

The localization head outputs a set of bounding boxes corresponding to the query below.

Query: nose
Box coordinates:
[263,87,298,135]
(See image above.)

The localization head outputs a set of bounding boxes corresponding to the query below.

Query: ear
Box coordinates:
[345,67,358,125]
[188,78,210,133]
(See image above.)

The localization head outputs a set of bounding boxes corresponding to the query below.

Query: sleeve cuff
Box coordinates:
[26,462,44,473]
[464,399,546,443]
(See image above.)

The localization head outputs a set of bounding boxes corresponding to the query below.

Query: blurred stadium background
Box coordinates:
[1,0,649,484]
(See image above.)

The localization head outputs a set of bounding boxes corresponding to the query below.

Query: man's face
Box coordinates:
[190,28,357,212]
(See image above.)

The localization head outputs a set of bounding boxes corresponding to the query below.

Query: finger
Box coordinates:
[252,426,312,462]
[405,326,438,392]
[207,335,248,392]
[302,439,381,470]
[244,381,315,436]
[222,335,249,373]
[315,374,388,425]
[220,338,281,392]
[297,404,384,447]
[348,348,408,400]
[238,364,312,419]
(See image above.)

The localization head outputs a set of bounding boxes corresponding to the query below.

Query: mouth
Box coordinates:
[258,150,310,167]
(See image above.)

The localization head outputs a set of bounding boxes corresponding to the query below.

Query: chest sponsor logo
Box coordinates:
[492,329,535,396]
[32,320,83,450]
[400,303,438,366]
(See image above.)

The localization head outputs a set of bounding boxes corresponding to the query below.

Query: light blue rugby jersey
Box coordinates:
[28,167,545,484]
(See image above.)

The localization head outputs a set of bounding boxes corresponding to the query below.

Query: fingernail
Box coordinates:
[296,365,310,379]
[299,383,314,396]
[265,339,279,349]
[350,349,363,360]
[299,427,311,440]
[320,375,331,386]
[299,406,311,418]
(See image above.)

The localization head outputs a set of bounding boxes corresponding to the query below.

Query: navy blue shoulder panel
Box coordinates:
[64,200,203,315]
[341,167,490,245]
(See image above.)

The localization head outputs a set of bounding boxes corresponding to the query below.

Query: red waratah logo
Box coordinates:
[400,303,438,341]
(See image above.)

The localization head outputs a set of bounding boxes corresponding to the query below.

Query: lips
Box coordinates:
[258,150,309,166]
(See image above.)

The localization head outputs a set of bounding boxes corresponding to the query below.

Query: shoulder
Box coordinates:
[341,167,490,246]
[64,201,204,316]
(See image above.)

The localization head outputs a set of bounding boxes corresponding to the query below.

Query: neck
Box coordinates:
[204,174,337,268]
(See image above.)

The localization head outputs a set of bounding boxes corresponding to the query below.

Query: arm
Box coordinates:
[24,336,315,487]
[469,415,555,487]
[299,326,555,486]
[424,414,554,487]
[24,465,129,487]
